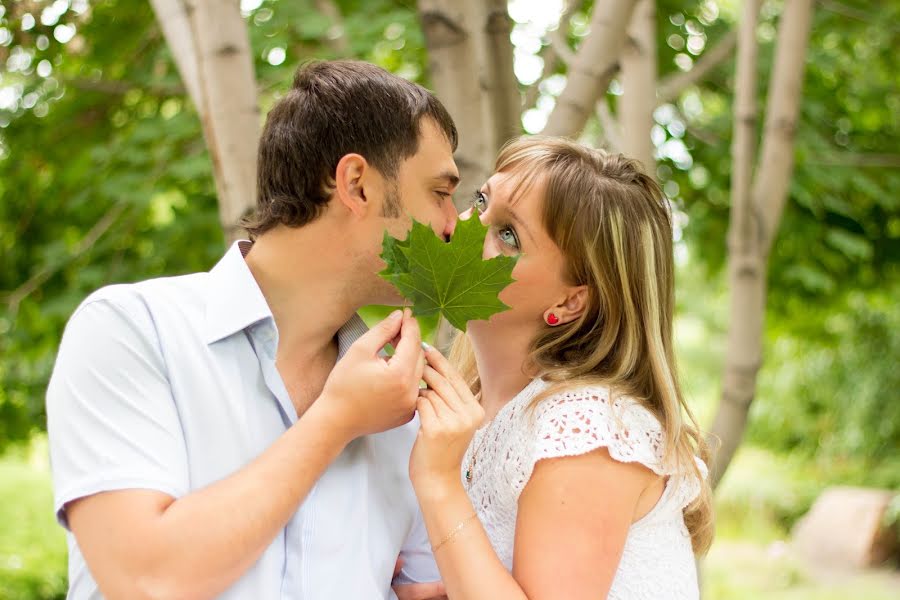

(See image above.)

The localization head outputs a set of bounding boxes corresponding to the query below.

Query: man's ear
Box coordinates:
[334,153,372,217]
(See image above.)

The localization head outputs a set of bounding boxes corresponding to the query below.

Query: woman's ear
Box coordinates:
[334,153,370,217]
[546,286,589,325]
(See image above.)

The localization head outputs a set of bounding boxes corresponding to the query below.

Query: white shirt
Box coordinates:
[463,378,704,599]
[46,241,438,599]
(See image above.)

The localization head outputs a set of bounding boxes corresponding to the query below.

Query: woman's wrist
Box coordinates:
[413,471,465,504]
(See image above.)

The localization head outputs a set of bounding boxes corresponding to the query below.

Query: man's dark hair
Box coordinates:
[243,60,458,238]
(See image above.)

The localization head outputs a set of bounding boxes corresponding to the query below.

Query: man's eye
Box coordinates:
[471,190,487,213]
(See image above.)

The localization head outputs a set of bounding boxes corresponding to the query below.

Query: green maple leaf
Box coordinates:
[379,214,518,331]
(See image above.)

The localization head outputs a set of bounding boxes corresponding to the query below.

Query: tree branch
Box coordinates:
[149,0,203,110]
[314,0,351,55]
[65,77,186,97]
[595,97,622,152]
[657,28,737,104]
[757,0,816,254]
[620,0,656,173]
[542,0,638,137]
[2,203,127,316]
[808,153,900,168]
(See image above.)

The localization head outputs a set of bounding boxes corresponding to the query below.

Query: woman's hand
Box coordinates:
[409,342,485,496]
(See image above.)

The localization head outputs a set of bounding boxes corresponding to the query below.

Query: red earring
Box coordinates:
[546,313,559,325]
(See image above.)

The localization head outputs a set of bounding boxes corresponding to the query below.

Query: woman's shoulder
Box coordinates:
[526,381,669,475]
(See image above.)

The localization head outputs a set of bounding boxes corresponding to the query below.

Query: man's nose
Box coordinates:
[441,198,459,241]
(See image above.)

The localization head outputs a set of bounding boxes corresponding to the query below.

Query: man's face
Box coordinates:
[394,117,460,240]
[370,117,460,305]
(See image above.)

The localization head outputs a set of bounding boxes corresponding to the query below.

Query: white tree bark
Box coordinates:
[708,0,815,488]
[479,0,521,153]
[619,0,656,174]
[186,0,259,243]
[757,0,815,253]
[542,0,637,137]
[151,0,259,243]
[418,0,492,209]
[149,0,202,109]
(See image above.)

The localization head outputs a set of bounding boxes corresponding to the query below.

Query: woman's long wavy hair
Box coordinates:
[449,136,714,554]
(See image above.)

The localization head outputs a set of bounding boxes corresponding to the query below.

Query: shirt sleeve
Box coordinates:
[393,506,441,584]
[46,293,190,529]
[530,387,668,474]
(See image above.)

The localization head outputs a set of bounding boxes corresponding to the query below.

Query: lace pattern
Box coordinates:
[462,379,703,599]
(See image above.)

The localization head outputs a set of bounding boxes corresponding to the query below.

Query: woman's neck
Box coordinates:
[469,323,537,421]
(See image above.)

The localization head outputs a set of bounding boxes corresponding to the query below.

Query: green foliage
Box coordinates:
[750,281,900,465]
[379,216,518,331]
[655,0,900,307]
[0,440,66,600]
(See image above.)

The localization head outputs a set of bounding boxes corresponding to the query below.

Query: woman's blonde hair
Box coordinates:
[449,136,714,554]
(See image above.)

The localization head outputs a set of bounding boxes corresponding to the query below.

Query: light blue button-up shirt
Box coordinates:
[47,241,438,599]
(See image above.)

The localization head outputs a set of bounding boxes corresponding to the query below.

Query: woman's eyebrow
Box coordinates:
[484,181,536,245]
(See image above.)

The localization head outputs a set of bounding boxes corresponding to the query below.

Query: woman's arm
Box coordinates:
[411,344,655,600]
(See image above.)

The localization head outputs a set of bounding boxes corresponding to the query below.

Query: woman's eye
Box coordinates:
[498,226,520,250]
[472,190,488,213]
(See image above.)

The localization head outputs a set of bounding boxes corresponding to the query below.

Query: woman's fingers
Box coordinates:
[421,366,464,415]
[421,342,476,404]
[416,393,439,429]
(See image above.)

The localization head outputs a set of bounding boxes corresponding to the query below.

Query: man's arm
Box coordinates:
[51,304,424,600]
[67,401,346,600]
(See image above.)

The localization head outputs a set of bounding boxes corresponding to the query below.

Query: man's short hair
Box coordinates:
[244,60,458,238]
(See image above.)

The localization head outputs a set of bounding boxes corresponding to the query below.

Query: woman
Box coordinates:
[408,136,713,599]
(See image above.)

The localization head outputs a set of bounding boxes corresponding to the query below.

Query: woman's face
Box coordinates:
[460,170,572,332]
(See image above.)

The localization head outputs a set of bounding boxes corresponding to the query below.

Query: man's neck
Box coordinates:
[244,224,363,366]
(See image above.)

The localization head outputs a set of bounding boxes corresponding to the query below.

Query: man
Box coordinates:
[46,60,461,599]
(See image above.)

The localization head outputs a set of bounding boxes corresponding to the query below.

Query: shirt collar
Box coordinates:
[204,240,370,352]
[204,240,273,345]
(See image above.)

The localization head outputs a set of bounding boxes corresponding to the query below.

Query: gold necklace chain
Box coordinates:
[465,411,500,488]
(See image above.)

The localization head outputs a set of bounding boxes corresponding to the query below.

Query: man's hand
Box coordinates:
[312,309,425,444]
[392,556,447,600]
[393,582,448,600]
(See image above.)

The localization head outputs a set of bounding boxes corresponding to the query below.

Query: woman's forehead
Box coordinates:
[492,167,547,208]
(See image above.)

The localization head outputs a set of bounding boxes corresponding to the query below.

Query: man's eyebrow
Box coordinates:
[432,171,460,187]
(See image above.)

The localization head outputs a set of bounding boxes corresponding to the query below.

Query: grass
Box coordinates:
[0,438,66,600]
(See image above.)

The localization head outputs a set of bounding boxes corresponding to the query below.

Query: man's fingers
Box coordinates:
[392,581,447,600]
[356,310,403,355]
[391,309,422,367]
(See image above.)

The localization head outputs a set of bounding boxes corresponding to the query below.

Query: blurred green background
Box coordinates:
[1,0,898,598]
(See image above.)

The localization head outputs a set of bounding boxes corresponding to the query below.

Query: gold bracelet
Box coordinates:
[432,512,478,553]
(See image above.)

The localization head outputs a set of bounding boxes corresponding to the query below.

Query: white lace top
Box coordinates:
[462,378,705,599]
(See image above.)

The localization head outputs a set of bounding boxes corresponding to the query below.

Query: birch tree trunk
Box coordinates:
[418,0,492,210]
[542,0,637,137]
[479,0,521,154]
[150,0,259,244]
[708,0,815,488]
[619,0,656,174]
